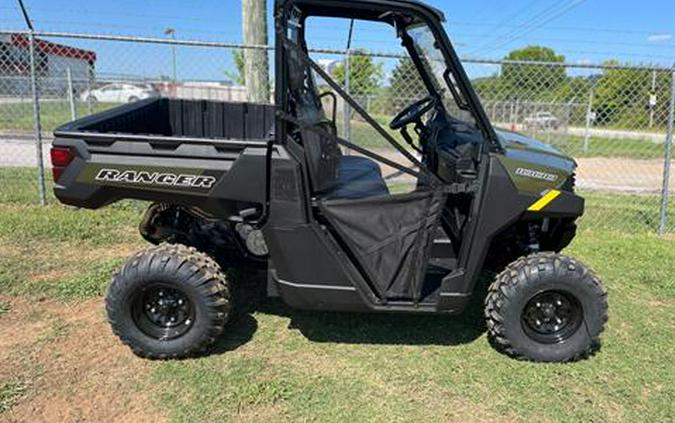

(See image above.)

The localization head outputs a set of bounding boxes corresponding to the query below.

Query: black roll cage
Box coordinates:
[274,0,502,154]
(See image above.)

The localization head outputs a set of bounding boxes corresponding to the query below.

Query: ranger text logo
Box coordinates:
[95,169,216,189]
[514,167,558,182]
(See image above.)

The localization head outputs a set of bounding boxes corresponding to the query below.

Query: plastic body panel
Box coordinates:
[437,156,584,307]
[51,99,275,216]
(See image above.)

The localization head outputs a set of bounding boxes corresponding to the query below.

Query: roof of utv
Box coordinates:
[287,0,446,22]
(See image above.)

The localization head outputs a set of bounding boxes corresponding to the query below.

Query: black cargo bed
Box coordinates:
[54,98,276,143]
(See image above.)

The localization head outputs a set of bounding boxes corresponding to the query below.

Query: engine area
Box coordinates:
[139,203,268,268]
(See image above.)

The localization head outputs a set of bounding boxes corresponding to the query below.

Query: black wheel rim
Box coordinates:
[521,290,583,344]
[131,284,195,341]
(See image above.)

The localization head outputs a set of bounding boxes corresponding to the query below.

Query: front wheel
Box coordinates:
[106,243,231,359]
[485,252,607,362]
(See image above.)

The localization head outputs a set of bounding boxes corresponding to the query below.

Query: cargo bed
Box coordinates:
[55,98,275,142]
[51,98,277,215]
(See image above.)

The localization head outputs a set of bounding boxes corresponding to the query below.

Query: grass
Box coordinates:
[0,101,118,133]
[580,191,674,233]
[0,170,145,299]
[541,134,664,160]
[0,169,673,420]
[0,300,10,317]
[0,380,29,414]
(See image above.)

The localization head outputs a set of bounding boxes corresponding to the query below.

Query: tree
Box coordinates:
[382,57,428,115]
[502,46,567,97]
[331,51,383,95]
[592,60,661,127]
[471,74,511,102]
[390,58,425,96]
[224,50,245,86]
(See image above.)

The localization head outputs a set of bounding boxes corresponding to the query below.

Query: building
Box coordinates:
[0,33,96,96]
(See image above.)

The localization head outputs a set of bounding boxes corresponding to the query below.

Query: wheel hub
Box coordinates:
[521,290,582,344]
[132,285,195,340]
[144,288,191,328]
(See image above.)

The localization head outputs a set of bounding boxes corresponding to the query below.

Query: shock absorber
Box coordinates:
[527,222,540,252]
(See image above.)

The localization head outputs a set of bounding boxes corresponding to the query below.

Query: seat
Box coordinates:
[284,39,388,200]
[326,155,390,200]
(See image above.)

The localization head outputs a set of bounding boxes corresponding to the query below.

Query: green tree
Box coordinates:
[471,74,511,102]
[592,61,662,127]
[390,58,426,97]
[387,58,427,111]
[224,50,246,85]
[502,46,567,97]
[331,50,383,95]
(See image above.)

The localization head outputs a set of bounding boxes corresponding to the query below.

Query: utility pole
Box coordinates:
[164,28,177,82]
[242,0,270,103]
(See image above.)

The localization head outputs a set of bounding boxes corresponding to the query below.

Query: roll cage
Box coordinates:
[274,0,501,154]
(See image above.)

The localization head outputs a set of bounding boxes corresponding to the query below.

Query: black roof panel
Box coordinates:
[288,0,446,22]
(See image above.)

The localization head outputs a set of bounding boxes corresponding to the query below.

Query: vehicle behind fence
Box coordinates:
[0,30,673,234]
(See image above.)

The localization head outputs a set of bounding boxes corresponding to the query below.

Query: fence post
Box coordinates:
[649,69,656,128]
[657,70,675,235]
[66,67,77,120]
[87,62,94,114]
[583,86,594,153]
[28,32,46,206]
[342,49,352,145]
[563,99,573,148]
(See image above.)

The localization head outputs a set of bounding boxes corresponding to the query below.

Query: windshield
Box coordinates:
[406,23,476,126]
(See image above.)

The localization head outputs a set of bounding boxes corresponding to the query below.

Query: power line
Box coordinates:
[446,21,666,36]
[472,0,588,56]
[464,0,539,43]
[454,34,675,50]
[467,0,543,42]
[466,0,575,55]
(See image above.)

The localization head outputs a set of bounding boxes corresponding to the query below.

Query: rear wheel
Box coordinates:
[485,252,607,362]
[106,243,231,359]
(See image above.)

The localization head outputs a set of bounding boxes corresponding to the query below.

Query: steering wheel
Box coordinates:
[389,96,436,130]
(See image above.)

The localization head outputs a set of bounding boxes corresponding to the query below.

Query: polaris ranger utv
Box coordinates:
[50,0,607,362]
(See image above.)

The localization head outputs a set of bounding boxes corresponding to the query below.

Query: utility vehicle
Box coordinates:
[50,0,607,362]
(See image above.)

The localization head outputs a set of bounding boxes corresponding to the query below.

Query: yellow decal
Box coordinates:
[528,189,561,211]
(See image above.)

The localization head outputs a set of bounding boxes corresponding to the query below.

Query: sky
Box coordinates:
[1,0,673,80]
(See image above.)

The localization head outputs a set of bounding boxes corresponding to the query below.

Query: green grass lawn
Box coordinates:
[0,167,673,421]
[542,134,665,160]
[0,101,118,133]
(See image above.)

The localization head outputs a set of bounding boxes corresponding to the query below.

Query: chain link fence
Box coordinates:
[1,29,673,234]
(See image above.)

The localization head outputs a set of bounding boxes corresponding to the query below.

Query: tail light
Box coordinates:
[50,147,75,182]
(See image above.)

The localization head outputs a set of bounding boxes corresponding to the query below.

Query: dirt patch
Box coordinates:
[1,240,140,287]
[576,157,674,193]
[31,241,140,265]
[0,296,165,422]
[648,298,675,308]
